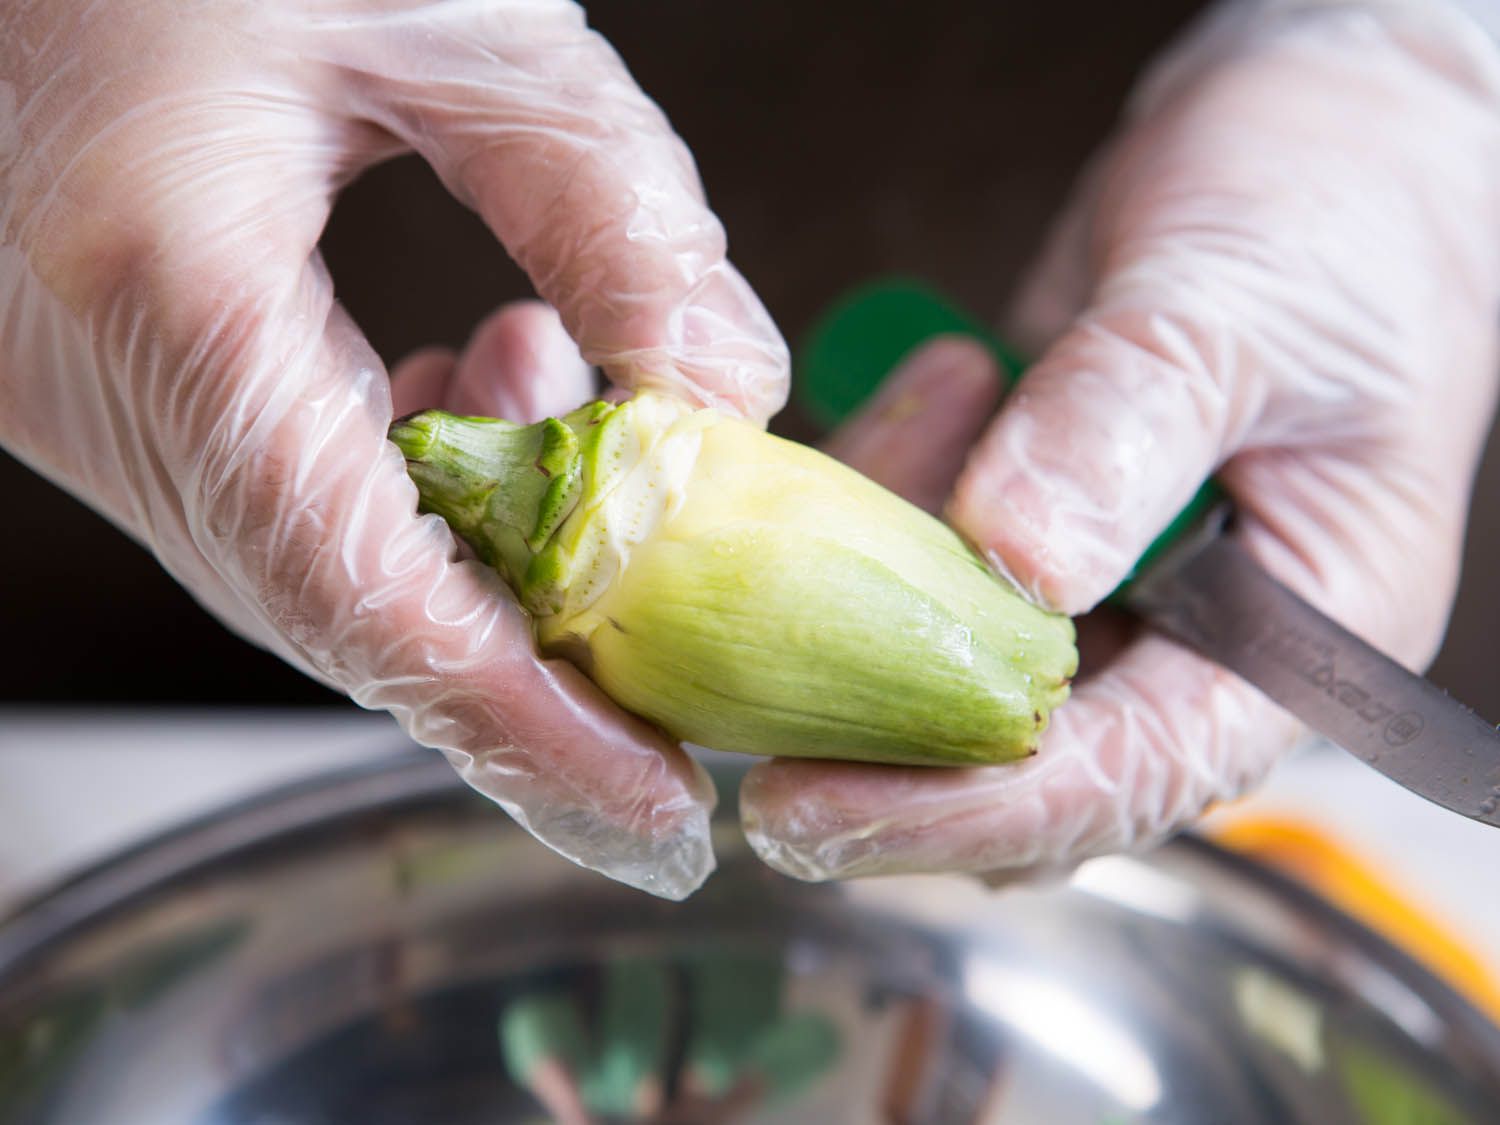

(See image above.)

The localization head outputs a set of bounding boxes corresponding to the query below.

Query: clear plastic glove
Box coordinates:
[0,0,788,899]
[741,1,1500,882]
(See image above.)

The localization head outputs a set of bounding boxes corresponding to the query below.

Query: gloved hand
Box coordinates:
[741,0,1500,882]
[0,0,788,899]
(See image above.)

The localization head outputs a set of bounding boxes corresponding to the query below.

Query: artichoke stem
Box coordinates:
[390,410,584,584]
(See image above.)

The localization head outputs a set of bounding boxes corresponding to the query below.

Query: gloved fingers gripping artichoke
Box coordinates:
[388,393,1076,767]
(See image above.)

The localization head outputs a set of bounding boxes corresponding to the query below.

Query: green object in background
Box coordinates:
[498,953,842,1116]
[499,992,590,1087]
[683,953,787,1096]
[797,277,1225,599]
[581,958,671,1114]
[746,1010,842,1104]
[500,962,669,1117]
[796,278,1027,428]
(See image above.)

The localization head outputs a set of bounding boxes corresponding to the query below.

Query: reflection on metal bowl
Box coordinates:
[2,750,1499,1124]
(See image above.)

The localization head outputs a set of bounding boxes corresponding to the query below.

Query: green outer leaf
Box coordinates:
[524,419,582,551]
[585,525,1073,765]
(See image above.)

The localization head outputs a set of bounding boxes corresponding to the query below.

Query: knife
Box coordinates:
[1123,501,1500,826]
[801,278,1500,825]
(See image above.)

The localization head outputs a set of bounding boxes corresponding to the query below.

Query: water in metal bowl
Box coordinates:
[2,751,1498,1124]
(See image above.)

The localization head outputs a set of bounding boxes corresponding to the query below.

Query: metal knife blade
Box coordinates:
[1123,508,1500,827]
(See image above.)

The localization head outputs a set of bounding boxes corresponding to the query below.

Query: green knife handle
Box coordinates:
[797,277,1224,601]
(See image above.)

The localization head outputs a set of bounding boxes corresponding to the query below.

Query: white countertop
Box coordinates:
[0,707,398,912]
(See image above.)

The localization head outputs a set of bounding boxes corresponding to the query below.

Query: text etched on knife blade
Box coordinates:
[1244,622,1424,748]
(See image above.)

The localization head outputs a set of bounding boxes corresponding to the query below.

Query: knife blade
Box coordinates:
[1124,506,1500,827]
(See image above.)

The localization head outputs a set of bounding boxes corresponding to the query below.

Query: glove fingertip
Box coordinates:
[451,301,596,423]
[947,457,1116,616]
[389,347,458,418]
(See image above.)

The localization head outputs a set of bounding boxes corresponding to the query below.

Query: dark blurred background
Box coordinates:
[3,0,1496,713]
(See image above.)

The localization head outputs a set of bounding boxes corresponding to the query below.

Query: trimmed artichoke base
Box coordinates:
[536,393,708,630]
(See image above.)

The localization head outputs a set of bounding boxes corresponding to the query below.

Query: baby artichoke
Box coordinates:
[388,393,1075,767]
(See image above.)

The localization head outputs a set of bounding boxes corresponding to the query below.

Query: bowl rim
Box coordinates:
[3,746,1500,1073]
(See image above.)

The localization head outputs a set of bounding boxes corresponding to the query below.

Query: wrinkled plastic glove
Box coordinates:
[0,0,788,900]
[741,0,1500,882]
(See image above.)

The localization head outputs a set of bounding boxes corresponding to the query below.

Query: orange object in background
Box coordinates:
[1210,817,1500,1025]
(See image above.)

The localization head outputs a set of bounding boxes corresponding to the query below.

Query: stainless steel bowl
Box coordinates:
[2,750,1498,1124]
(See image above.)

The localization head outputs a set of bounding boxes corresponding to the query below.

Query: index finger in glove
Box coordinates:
[313,0,788,422]
[818,335,1005,512]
